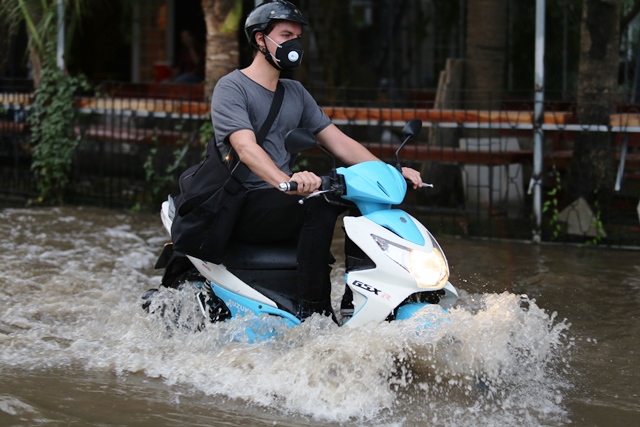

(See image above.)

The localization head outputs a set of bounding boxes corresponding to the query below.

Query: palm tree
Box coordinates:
[0,0,84,86]
[201,0,243,99]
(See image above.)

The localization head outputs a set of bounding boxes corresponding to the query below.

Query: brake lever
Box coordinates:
[298,189,335,205]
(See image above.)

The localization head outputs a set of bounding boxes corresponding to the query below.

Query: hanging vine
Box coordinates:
[28,55,90,204]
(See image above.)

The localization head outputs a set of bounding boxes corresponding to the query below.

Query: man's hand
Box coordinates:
[401,167,422,189]
[289,171,322,195]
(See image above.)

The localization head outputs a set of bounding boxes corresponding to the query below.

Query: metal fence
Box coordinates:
[1,80,639,247]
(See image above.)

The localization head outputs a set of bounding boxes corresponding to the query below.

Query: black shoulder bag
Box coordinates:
[171,82,285,264]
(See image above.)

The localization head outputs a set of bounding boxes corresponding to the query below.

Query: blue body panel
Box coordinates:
[337,161,424,245]
[364,209,425,246]
[337,161,406,215]
[395,302,449,329]
[212,284,300,342]
[395,302,432,320]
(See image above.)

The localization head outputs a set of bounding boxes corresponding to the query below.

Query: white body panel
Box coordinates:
[161,201,279,307]
[188,257,279,307]
[342,214,457,327]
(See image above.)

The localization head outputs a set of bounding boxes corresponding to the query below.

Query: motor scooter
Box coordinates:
[144,119,458,340]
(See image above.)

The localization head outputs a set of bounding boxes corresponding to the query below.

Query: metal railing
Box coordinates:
[1,82,639,246]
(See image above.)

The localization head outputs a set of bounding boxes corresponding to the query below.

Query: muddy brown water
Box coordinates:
[0,206,638,426]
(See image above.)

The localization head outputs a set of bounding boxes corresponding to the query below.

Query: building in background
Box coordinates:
[0,0,206,85]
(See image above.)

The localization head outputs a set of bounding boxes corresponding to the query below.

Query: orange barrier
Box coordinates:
[360,143,639,169]
[0,120,26,133]
[2,92,640,128]
[321,107,574,126]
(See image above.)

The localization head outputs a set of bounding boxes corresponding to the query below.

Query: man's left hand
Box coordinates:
[401,167,422,189]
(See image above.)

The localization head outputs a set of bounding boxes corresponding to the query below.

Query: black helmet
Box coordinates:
[244,1,308,49]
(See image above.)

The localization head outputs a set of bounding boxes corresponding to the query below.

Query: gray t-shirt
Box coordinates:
[210,69,332,191]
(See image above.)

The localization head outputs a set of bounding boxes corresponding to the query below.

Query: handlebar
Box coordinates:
[278,176,340,205]
[278,176,333,193]
[279,178,434,193]
[278,181,298,192]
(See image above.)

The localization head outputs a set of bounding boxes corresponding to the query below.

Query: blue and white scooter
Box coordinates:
[147,119,457,338]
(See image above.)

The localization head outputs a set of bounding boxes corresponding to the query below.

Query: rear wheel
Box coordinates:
[195,286,231,322]
[142,250,231,326]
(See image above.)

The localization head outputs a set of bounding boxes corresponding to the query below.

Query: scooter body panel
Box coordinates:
[363,209,425,246]
[187,256,281,308]
[341,213,453,327]
[213,284,300,327]
[337,161,406,214]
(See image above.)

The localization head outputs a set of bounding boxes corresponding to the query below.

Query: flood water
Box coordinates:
[0,206,638,427]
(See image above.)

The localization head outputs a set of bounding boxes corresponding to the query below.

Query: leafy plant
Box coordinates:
[544,169,607,245]
[29,59,90,204]
[1,1,91,203]
[198,116,213,146]
[137,120,209,211]
[542,168,563,240]
[583,189,606,246]
[143,130,187,198]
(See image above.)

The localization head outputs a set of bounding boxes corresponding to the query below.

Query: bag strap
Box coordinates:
[256,81,284,146]
[230,81,285,182]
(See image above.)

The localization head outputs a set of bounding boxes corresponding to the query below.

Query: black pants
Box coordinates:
[233,188,345,307]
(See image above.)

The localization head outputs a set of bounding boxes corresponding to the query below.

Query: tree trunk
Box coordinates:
[29,46,43,87]
[201,0,242,100]
[566,0,620,218]
[464,0,508,110]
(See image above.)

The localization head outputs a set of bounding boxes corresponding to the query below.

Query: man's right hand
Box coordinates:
[288,171,321,195]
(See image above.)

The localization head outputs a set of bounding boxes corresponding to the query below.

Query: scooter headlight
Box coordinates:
[372,234,449,289]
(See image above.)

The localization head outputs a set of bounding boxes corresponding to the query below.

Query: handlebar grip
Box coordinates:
[278,181,298,192]
[320,176,332,191]
[280,176,332,192]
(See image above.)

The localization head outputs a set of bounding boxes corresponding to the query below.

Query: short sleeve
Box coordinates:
[210,76,253,145]
[296,83,331,135]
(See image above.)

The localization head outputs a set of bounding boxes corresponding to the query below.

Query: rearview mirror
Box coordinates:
[284,128,317,154]
[401,118,422,140]
[395,119,423,171]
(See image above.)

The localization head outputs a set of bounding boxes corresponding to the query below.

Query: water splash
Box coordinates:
[0,207,573,426]
[72,287,571,425]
